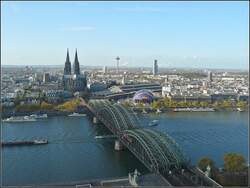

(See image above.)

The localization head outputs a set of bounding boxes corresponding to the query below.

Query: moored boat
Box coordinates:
[156,109,162,113]
[173,107,215,112]
[237,108,244,112]
[1,139,48,147]
[2,116,37,122]
[33,139,48,145]
[30,114,48,119]
[68,112,86,117]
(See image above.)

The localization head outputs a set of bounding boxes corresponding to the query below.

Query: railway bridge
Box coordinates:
[80,98,221,186]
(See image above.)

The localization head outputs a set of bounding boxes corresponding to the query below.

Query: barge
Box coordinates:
[1,139,48,147]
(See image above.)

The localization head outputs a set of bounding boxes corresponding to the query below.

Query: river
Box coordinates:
[1,112,248,186]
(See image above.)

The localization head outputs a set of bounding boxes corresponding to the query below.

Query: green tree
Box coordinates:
[200,101,209,108]
[223,153,246,172]
[169,100,178,108]
[163,97,171,107]
[178,101,187,107]
[151,100,163,110]
[122,101,130,108]
[221,100,232,108]
[191,101,200,107]
[137,102,144,108]
[236,101,247,109]
[15,104,40,112]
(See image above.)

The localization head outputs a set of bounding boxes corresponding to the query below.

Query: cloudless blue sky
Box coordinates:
[1,1,249,69]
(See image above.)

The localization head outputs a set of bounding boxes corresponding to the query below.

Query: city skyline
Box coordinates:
[1,1,249,70]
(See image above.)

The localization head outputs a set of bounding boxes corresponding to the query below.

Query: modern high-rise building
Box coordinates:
[43,73,50,83]
[103,66,107,74]
[208,71,213,82]
[62,49,87,92]
[153,59,158,76]
[121,75,126,85]
[116,56,120,74]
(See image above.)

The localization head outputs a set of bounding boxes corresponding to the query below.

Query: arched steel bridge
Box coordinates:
[86,99,188,175]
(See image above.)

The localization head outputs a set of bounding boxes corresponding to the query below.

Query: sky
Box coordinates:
[1,1,249,69]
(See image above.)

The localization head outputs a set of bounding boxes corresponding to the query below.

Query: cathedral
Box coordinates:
[62,49,87,92]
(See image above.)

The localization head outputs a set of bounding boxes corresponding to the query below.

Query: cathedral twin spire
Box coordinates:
[64,48,80,75]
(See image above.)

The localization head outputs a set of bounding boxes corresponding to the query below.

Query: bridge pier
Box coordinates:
[93,116,100,124]
[114,140,125,151]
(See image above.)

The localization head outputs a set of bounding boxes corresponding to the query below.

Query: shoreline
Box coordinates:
[1,108,247,120]
[131,107,248,114]
[1,109,88,119]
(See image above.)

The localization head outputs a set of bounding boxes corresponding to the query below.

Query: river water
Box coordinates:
[1,112,248,186]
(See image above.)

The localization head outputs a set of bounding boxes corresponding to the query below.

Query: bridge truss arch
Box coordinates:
[87,99,188,174]
[122,128,187,174]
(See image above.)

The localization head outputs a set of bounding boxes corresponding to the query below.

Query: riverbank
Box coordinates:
[131,107,248,114]
[2,105,247,119]
[1,98,86,119]
[1,108,89,119]
[122,97,249,114]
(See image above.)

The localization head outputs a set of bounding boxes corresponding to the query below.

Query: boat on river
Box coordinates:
[68,112,86,117]
[149,120,159,127]
[173,107,215,112]
[237,108,244,112]
[30,114,48,119]
[95,135,117,139]
[2,116,37,122]
[33,139,48,145]
[1,139,48,147]
[156,109,162,113]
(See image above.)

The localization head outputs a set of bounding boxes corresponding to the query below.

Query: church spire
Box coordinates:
[73,48,80,75]
[66,48,70,63]
[75,49,79,62]
[64,48,71,75]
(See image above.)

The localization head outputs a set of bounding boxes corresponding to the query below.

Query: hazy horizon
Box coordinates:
[2,63,248,72]
[1,1,249,69]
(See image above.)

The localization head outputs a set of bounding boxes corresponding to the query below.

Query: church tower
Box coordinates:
[63,48,87,92]
[73,49,80,75]
[64,49,71,75]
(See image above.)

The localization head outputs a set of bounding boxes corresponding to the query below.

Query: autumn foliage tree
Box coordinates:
[223,153,246,172]
[55,98,81,112]
[40,101,54,111]
[198,157,215,172]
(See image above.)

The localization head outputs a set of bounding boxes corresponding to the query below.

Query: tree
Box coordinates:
[169,100,178,108]
[178,101,187,107]
[15,104,40,112]
[151,100,161,110]
[122,101,130,108]
[163,97,171,107]
[198,157,215,172]
[40,101,54,110]
[221,100,232,108]
[137,102,144,109]
[224,153,246,172]
[55,98,81,112]
[236,101,247,109]
[200,101,209,108]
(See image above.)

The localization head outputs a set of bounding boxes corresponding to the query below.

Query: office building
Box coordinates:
[153,59,158,76]
[208,71,213,82]
[43,73,50,83]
